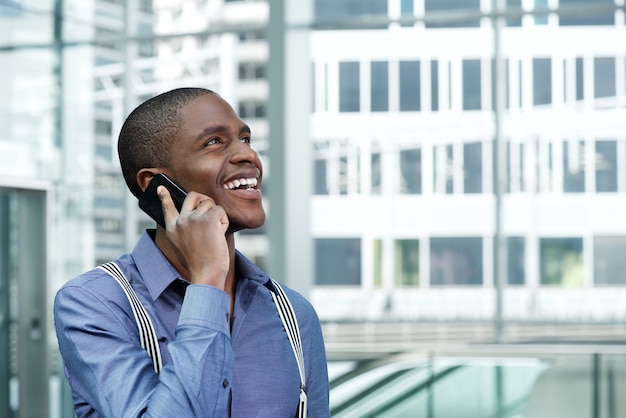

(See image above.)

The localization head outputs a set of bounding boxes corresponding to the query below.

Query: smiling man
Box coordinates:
[53,88,330,417]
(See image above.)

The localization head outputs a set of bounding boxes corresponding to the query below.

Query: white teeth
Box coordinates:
[223,177,258,190]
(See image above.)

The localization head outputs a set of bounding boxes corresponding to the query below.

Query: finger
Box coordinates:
[180,191,216,212]
[157,185,178,227]
[212,205,230,233]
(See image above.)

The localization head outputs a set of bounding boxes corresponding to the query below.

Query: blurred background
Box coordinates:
[2,0,626,417]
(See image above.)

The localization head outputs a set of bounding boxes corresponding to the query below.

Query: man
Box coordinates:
[54,87,330,417]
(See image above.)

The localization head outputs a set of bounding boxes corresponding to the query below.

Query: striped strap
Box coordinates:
[98,263,305,416]
[269,279,307,418]
[98,262,163,374]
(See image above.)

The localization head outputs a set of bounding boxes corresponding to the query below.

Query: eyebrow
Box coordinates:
[195,124,251,141]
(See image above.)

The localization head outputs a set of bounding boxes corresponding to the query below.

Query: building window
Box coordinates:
[595,140,617,192]
[339,61,360,112]
[238,62,266,80]
[371,152,382,194]
[594,237,626,285]
[463,142,482,193]
[373,239,382,287]
[563,140,585,193]
[400,148,422,194]
[314,158,328,195]
[395,239,420,286]
[576,57,584,101]
[540,237,584,286]
[315,238,362,285]
[533,58,552,106]
[95,218,123,233]
[399,60,421,111]
[434,144,454,194]
[95,120,112,135]
[315,0,388,22]
[594,57,616,100]
[507,141,526,193]
[400,0,414,26]
[430,237,483,285]
[506,0,522,26]
[534,0,548,25]
[558,0,614,26]
[463,59,481,110]
[507,237,525,285]
[370,61,389,112]
[238,101,266,119]
[424,0,481,28]
[431,60,439,111]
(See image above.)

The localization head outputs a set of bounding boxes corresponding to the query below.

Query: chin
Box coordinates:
[231,215,266,234]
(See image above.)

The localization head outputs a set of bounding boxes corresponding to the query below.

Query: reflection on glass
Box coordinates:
[595,140,617,192]
[431,237,483,285]
[540,237,583,286]
[563,140,585,193]
[594,236,626,285]
[508,236,525,285]
[434,144,454,194]
[315,238,362,285]
[400,148,422,194]
[395,239,419,286]
[371,152,382,195]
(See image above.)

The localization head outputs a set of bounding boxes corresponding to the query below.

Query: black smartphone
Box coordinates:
[138,173,187,228]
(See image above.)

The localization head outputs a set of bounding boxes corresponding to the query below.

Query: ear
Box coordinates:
[137,168,161,194]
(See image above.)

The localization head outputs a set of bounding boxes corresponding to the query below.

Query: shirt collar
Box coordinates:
[131,230,271,301]
[131,230,182,301]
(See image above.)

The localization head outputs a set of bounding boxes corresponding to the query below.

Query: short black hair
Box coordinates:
[118,87,216,198]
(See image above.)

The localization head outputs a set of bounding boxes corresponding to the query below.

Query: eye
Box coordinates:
[240,136,251,144]
[205,137,220,146]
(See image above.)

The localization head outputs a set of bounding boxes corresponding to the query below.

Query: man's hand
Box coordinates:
[158,185,230,289]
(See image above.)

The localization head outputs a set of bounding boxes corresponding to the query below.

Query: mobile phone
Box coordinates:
[138,173,187,228]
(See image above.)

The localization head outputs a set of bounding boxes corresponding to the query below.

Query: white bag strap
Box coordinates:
[269,279,307,418]
[98,262,163,374]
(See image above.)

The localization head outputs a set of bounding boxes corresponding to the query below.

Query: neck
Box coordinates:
[153,227,238,299]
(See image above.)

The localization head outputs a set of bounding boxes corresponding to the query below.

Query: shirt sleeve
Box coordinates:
[54,283,233,418]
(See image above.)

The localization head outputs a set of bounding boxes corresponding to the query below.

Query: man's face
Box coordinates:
[166,93,265,233]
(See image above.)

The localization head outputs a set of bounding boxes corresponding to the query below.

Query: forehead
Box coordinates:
[180,93,241,129]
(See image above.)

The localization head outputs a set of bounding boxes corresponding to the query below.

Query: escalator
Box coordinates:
[329,350,548,418]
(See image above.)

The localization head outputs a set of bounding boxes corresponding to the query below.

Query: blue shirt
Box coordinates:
[54,231,330,417]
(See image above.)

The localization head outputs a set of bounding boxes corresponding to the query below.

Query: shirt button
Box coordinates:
[222,379,229,388]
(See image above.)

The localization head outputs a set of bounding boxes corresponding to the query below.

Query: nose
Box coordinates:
[230,140,259,165]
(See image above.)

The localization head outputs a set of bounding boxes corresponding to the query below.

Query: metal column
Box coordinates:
[267,0,313,296]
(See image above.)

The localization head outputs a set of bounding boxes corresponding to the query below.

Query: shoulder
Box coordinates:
[54,260,135,315]
[271,281,321,324]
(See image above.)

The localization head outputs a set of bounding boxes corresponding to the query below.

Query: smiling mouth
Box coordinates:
[223,177,258,190]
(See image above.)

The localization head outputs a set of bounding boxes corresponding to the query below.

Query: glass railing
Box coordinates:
[329,344,626,418]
